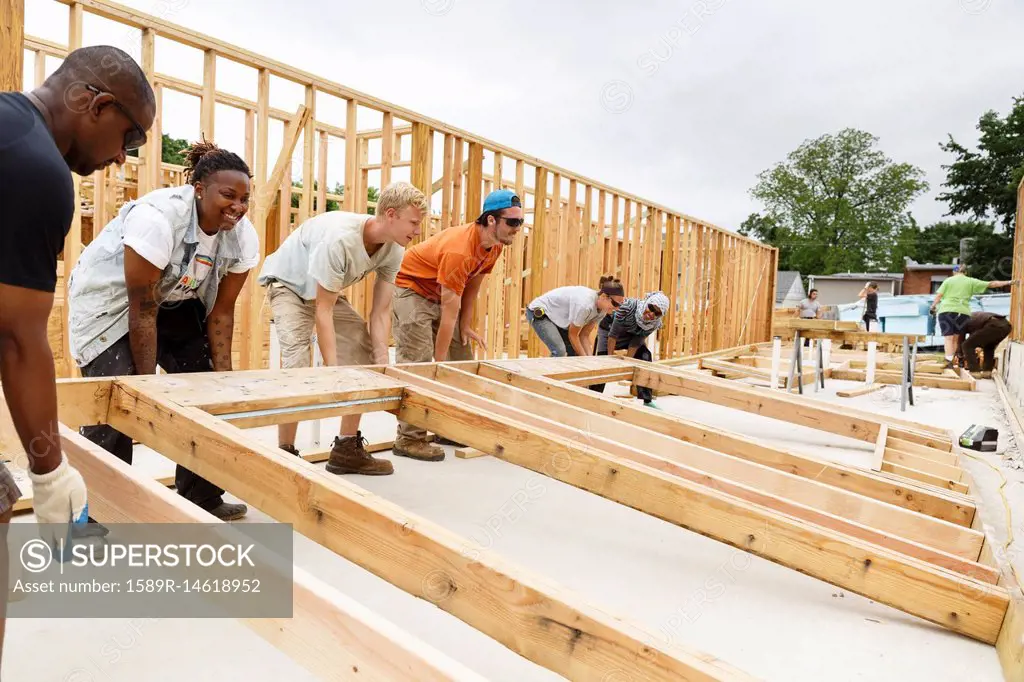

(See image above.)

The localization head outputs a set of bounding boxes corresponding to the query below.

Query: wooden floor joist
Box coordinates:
[475,364,976,527]
[59,424,487,682]
[388,368,1010,643]
[427,364,988,571]
[106,375,750,682]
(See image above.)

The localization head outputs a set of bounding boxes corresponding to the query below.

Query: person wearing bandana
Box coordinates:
[592,288,669,408]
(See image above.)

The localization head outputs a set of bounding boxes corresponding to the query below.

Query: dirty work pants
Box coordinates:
[78,299,227,512]
[962,316,1011,372]
[392,287,473,442]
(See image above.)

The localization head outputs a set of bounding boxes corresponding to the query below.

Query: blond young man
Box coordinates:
[258,182,428,475]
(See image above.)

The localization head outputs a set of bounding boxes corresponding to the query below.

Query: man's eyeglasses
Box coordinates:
[84,84,147,151]
[499,217,524,228]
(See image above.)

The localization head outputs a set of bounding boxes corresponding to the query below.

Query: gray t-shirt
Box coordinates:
[798,298,820,319]
[528,285,603,329]
[257,211,404,300]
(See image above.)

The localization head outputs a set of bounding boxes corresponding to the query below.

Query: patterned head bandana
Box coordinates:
[636,291,669,331]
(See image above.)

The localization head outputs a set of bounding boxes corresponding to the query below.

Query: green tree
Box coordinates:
[938,94,1024,232]
[290,180,375,214]
[740,128,928,275]
[126,134,190,164]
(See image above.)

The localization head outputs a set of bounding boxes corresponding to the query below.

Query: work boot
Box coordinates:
[280,444,301,457]
[392,436,445,462]
[326,432,394,475]
[208,502,247,521]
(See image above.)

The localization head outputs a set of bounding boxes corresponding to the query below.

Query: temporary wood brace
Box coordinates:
[34,354,1020,676]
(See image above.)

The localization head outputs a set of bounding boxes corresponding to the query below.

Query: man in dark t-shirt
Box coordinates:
[0,44,154,659]
[957,312,1012,374]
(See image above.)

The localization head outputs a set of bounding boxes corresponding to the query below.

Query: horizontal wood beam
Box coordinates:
[390,371,1009,644]
[59,424,484,681]
[106,382,745,681]
[475,365,976,527]
[429,365,991,578]
[634,365,953,447]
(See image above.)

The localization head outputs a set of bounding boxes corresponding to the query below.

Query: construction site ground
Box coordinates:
[7,373,1022,682]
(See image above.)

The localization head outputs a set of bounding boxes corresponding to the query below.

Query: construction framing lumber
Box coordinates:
[60,424,485,682]
[475,364,976,527]
[832,367,975,391]
[105,376,747,681]
[388,368,1009,643]
[837,383,883,398]
[422,365,993,580]
[633,363,954,449]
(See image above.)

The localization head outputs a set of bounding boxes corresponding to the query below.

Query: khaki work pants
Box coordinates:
[392,287,473,441]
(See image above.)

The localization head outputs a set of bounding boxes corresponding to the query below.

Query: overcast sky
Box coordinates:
[23,0,1024,234]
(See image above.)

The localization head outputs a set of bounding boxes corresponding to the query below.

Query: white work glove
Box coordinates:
[28,457,89,547]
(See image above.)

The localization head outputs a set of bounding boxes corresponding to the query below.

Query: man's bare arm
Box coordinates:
[124,247,163,375]
[314,283,342,366]
[369,278,396,365]
[435,286,462,362]
[0,283,63,475]
[207,271,249,372]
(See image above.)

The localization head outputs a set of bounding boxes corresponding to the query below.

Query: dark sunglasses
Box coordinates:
[609,297,623,308]
[647,304,663,317]
[84,84,147,151]
[499,217,524,228]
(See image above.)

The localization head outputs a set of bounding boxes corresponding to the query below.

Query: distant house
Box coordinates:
[806,272,903,306]
[902,257,957,295]
[775,271,806,307]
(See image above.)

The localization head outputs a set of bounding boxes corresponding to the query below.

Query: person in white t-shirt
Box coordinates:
[68,141,259,521]
[257,182,428,476]
[526,280,625,357]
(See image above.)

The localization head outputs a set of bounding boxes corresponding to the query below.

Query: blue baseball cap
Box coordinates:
[481,189,521,213]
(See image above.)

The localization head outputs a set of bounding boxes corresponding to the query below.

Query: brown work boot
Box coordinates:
[392,435,445,462]
[208,502,247,521]
[326,432,394,475]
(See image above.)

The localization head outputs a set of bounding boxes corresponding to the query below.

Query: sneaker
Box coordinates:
[643,400,663,411]
[392,436,445,462]
[326,432,394,476]
[280,444,301,457]
[208,502,247,521]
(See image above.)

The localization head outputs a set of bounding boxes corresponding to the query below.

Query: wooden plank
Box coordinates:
[380,112,394,189]
[239,67,270,370]
[884,449,964,482]
[441,133,453,228]
[871,425,887,471]
[1,0,24,91]
[454,447,488,459]
[200,48,216,141]
[300,85,316,222]
[392,373,1009,644]
[837,383,883,398]
[477,365,977,527]
[107,383,752,681]
[433,365,987,567]
[832,368,973,391]
[120,366,404,416]
[881,462,970,494]
[466,143,483,223]
[888,436,960,464]
[59,425,486,682]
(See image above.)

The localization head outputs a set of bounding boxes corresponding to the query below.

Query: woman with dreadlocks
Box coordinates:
[67,141,258,520]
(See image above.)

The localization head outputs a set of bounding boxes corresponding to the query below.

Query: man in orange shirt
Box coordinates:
[391,189,523,461]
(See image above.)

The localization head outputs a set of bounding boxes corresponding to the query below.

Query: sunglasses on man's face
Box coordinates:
[84,84,147,151]
[499,217,524,228]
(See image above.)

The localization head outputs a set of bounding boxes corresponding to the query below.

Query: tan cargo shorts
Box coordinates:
[268,284,374,368]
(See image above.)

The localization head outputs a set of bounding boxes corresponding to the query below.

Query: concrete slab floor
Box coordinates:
[3,376,1014,681]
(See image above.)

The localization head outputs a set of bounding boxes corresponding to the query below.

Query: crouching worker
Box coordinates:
[68,142,258,521]
[526,279,625,357]
[959,311,1012,377]
[592,290,668,407]
[257,182,429,475]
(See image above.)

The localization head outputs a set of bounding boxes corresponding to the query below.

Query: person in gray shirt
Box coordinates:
[798,289,821,319]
